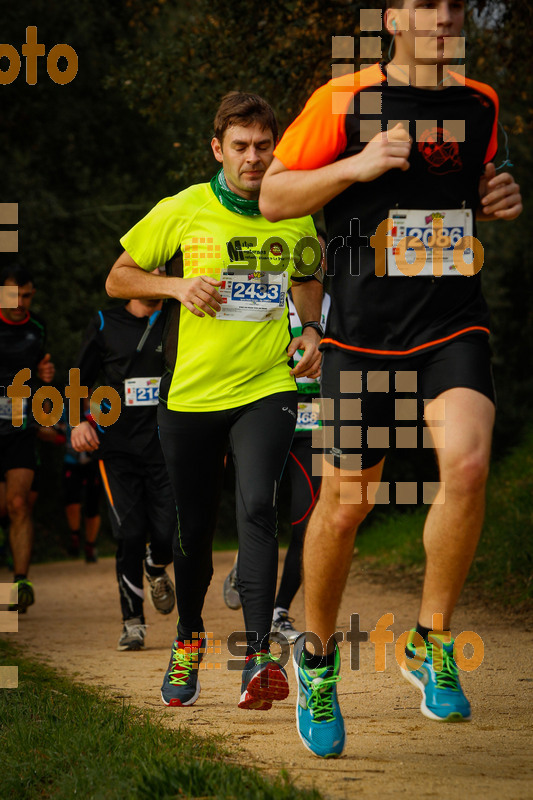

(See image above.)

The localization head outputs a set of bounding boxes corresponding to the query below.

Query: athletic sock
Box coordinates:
[415,622,432,642]
[14,574,26,582]
[303,645,336,671]
[406,622,449,659]
[415,622,449,641]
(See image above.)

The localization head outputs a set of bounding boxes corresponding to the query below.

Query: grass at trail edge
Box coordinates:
[355,424,533,608]
[0,640,321,800]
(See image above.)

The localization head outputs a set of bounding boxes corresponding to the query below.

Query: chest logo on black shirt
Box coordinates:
[418,126,462,175]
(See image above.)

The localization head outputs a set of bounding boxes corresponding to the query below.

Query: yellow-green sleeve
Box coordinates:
[119,195,187,271]
[291,215,319,280]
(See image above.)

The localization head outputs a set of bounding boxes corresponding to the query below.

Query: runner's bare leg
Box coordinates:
[6,467,35,575]
[303,458,384,652]
[419,387,495,629]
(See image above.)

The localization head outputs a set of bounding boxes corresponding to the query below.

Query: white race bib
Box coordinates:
[124,377,160,407]
[295,401,322,433]
[0,396,27,421]
[216,269,288,322]
[387,209,474,277]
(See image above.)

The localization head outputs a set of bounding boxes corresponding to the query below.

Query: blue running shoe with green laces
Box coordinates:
[293,635,345,758]
[238,652,289,710]
[161,637,205,707]
[400,629,471,722]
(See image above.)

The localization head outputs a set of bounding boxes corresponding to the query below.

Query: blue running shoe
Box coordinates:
[400,629,471,722]
[293,634,345,758]
[161,637,205,707]
[238,652,289,710]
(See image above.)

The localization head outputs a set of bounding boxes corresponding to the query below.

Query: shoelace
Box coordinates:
[307,671,341,723]
[429,643,460,691]
[410,639,460,691]
[169,642,202,685]
[151,575,171,599]
[245,652,279,667]
[274,612,296,630]
[125,621,146,638]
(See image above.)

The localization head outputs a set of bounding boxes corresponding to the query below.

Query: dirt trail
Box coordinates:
[2,552,532,799]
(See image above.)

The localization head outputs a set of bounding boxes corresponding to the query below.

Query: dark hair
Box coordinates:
[385,1,404,8]
[0,263,33,287]
[213,92,278,144]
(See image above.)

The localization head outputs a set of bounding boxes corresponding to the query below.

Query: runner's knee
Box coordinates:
[7,492,31,519]
[318,489,373,535]
[239,488,277,533]
[440,448,490,495]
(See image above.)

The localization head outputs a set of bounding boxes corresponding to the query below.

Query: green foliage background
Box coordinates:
[1,1,531,578]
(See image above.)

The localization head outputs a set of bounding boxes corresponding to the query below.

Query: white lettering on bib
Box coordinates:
[295,401,322,433]
[124,377,160,406]
[387,209,473,277]
[0,396,27,421]
[216,269,288,322]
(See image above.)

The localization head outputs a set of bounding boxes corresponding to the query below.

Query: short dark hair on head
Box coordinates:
[385,0,404,8]
[0,263,33,287]
[213,92,278,145]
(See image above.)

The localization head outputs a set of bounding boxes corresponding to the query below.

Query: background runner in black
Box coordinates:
[0,264,55,613]
[71,297,176,650]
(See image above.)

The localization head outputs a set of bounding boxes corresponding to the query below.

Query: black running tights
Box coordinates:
[158,392,297,655]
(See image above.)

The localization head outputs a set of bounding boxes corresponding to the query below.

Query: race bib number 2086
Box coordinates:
[387,209,474,277]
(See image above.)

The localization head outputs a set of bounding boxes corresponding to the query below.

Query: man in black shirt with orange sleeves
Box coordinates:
[260,0,522,758]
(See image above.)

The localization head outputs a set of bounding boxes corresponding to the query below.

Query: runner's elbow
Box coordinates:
[105,271,122,298]
[258,193,281,222]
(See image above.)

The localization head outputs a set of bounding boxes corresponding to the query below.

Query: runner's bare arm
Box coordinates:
[289,278,323,378]
[260,124,412,222]
[106,251,223,317]
[71,420,100,453]
[37,353,55,383]
[477,163,523,221]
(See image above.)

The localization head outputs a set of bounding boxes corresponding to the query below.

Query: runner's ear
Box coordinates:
[211,137,224,163]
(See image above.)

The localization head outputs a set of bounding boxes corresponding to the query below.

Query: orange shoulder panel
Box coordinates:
[274,63,385,171]
[449,72,500,163]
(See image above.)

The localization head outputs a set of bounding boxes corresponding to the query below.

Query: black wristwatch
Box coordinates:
[301,320,325,338]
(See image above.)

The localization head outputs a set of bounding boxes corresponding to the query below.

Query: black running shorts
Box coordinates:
[320,334,495,470]
[0,429,38,478]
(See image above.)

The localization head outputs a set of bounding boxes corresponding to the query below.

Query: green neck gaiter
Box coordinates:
[210,168,261,216]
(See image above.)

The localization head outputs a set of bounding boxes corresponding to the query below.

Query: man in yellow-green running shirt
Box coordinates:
[106,92,324,711]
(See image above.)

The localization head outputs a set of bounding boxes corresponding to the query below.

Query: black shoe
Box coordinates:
[85,544,98,563]
[8,579,35,614]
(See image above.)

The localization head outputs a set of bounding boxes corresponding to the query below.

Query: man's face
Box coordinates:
[1,279,35,323]
[211,123,275,200]
[388,1,465,65]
